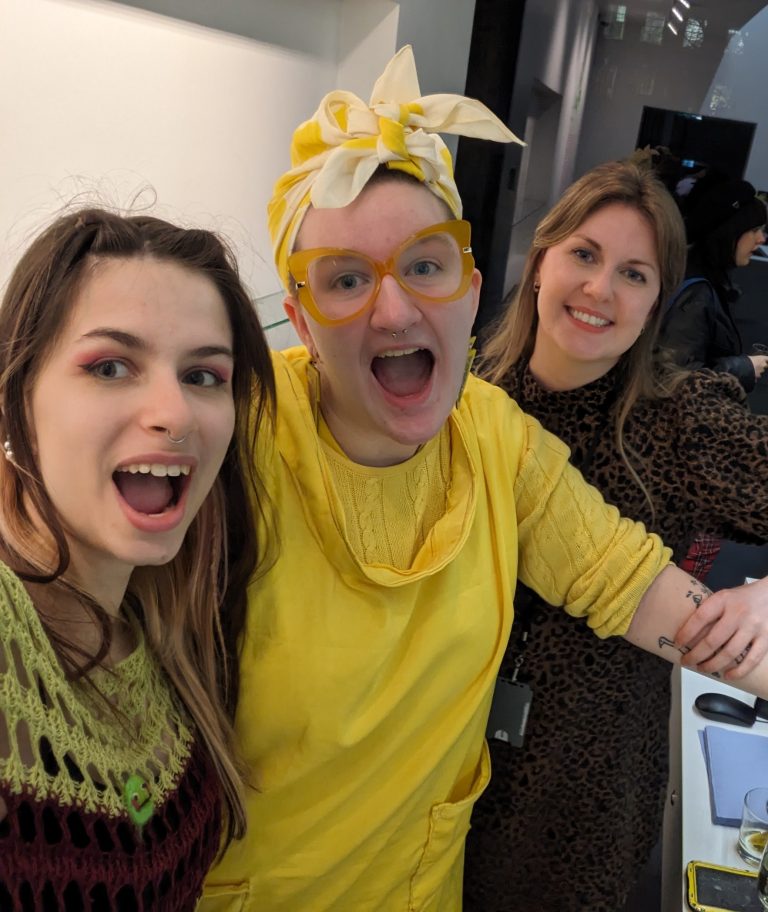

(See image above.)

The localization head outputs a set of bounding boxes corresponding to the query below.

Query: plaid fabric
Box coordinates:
[679,534,721,582]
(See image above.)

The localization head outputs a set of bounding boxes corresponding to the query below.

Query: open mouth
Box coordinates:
[371,347,435,398]
[113,464,191,516]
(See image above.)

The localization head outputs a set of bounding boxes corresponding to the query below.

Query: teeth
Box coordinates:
[116,464,190,476]
[569,308,610,328]
[378,347,421,358]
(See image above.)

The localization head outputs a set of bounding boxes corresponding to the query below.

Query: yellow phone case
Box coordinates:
[687,860,761,912]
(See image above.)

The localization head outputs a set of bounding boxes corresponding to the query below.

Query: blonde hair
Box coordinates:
[0,208,276,843]
[481,160,688,515]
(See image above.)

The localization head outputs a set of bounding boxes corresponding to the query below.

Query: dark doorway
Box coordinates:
[455,0,527,341]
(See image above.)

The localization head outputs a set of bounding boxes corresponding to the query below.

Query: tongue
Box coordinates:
[115,473,173,515]
[372,350,432,397]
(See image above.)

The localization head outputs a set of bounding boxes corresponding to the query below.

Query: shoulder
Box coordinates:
[646,370,753,453]
[672,279,717,310]
[272,346,310,387]
[676,368,748,408]
[459,374,545,440]
[0,561,35,630]
[458,374,572,466]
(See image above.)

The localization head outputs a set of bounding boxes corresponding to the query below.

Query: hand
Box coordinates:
[675,577,768,679]
[748,354,768,379]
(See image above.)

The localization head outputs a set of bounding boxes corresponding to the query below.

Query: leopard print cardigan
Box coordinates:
[463,365,768,912]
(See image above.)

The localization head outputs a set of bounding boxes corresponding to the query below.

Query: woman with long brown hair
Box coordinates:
[0,208,274,908]
[465,160,768,911]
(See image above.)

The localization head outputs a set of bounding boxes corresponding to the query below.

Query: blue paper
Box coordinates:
[702,725,768,827]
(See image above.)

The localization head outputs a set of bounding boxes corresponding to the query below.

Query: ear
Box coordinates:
[283,295,317,354]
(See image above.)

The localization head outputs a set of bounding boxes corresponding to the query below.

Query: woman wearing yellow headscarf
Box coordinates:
[201,46,768,912]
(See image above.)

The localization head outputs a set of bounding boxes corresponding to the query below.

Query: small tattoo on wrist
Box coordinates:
[685,580,712,610]
[658,635,691,655]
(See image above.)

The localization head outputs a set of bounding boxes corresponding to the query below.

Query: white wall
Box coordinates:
[395,0,477,160]
[0,0,400,347]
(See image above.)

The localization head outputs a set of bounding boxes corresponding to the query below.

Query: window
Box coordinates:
[683,18,705,48]
[604,4,627,40]
[640,12,665,45]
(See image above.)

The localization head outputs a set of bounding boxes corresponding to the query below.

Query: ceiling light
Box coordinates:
[667,21,678,34]
[679,0,690,7]
[672,7,684,21]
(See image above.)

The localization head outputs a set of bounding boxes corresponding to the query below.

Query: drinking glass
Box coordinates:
[738,787,768,866]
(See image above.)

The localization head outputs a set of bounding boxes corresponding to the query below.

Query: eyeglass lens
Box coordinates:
[306,229,465,321]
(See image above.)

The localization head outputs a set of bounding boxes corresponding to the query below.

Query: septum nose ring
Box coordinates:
[391,328,408,339]
[166,430,188,445]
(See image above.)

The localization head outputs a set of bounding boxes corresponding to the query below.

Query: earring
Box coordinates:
[456,336,477,406]
[533,281,541,293]
[3,439,14,463]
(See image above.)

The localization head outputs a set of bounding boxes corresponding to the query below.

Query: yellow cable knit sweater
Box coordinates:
[203,347,672,912]
[319,414,450,570]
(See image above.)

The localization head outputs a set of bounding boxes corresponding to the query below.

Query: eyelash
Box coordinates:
[571,248,646,284]
[82,359,227,387]
[572,247,595,264]
[623,269,646,285]
[83,359,130,380]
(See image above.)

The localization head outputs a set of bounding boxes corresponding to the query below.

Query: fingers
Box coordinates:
[675,591,727,646]
[680,623,766,679]
[689,630,759,678]
[676,586,767,678]
[726,637,768,680]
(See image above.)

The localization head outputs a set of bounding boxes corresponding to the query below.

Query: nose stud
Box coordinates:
[166,430,188,445]
[391,328,408,339]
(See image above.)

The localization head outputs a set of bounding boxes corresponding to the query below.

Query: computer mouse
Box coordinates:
[695,692,756,727]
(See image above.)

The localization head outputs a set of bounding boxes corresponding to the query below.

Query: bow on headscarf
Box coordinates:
[268,45,523,289]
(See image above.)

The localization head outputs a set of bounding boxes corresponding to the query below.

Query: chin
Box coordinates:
[128,539,185,569]
[389,411,447,450]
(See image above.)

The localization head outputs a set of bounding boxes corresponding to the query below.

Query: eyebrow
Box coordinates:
[78,328,234,359]
[572,234,658,270]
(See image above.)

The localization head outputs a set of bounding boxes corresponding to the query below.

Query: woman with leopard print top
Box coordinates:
[465,161,768,912]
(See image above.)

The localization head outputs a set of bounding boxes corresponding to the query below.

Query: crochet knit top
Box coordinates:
[0,562,222,910]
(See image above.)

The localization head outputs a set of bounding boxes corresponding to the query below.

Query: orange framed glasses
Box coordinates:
[287,219,475,327]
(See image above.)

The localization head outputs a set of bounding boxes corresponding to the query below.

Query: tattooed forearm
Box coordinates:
[658,579,713,659]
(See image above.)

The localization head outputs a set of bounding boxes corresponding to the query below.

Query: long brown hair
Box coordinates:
[0,208,276,842]
[480,160,688,514]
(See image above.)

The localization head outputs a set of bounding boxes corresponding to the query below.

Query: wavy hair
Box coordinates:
[0,208,276,843]
[480,160,688,516]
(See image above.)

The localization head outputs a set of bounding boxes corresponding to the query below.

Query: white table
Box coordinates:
[662,667,768,910]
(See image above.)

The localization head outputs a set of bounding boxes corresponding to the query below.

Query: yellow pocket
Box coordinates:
[197,881,250,912]
[408,741,491,911]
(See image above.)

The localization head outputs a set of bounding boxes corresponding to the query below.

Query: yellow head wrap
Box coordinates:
[268,45,523,289]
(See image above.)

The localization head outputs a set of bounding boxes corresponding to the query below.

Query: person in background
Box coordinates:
[0,209,275,908]
[659,176,768,391]
[202,50,768,912]
[466,160,768,912]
